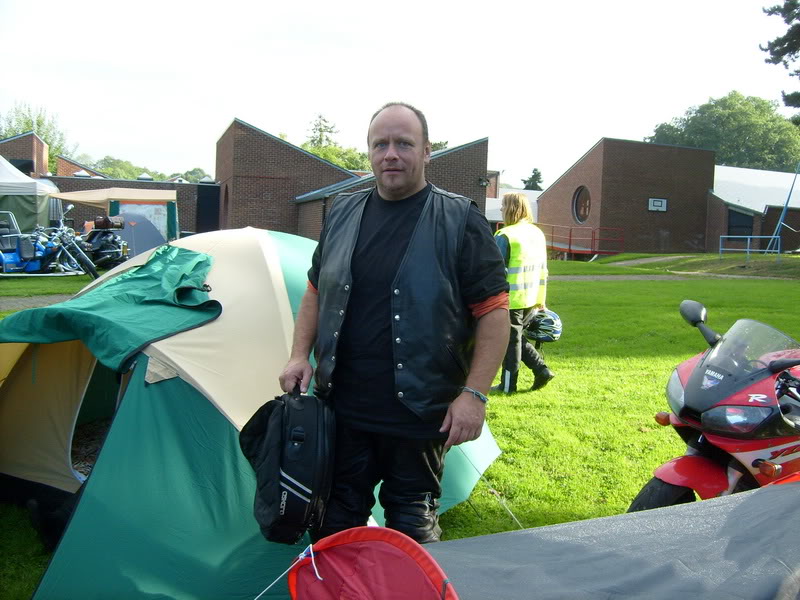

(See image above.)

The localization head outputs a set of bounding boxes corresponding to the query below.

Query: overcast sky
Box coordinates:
[1,0,796,188]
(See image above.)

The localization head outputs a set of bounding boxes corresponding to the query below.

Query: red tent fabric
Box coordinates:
[288,527,459,599]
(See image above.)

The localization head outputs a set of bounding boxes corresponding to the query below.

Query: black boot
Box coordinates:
[490,370,518,394]
[532,367,555,391]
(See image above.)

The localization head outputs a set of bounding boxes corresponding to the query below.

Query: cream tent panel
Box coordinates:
[0,343,29,388]
[83,227,296,430]
[143,228,295,430]
[0,341,95,492]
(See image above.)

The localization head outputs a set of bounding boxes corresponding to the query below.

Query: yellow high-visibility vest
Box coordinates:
[495,221,547,309]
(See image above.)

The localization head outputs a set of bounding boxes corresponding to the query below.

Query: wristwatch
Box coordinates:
[461,385,489,404]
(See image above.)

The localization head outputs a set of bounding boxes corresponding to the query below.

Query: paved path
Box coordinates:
[0,294,72,311]
[609,255,692,267]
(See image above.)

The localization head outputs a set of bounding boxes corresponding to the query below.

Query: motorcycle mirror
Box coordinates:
[679,300,707,326]
[64,204,74,214]
[769,357,800,373]
[679,299,721,347]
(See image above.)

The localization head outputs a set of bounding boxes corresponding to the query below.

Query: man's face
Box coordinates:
[368,105,431,201]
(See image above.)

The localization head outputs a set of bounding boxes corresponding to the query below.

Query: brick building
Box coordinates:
[0,121,492,243]
[537,138,772,254]
[216,119,491,240]
[0,132,49,177]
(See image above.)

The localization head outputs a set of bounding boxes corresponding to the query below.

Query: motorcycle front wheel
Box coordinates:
[74,248,99,279]
[627,477,696,513]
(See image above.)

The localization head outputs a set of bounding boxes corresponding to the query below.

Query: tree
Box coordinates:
[431,141,448,151]
[301,114,371,171]
[306,114,338,148]
[521,168,544,190]
[762,1,800,107]
[645,91,800,172]
[0,103,77,172]
[171,167,210,183]
[92,156,167,181]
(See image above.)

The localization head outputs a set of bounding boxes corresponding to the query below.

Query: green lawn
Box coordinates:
[0,275,92,296]
[2,270,800,598]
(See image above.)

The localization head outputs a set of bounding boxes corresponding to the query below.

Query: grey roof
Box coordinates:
[57,155,108,178]
[713,164,800,213]
[0,130,46,145]
[294,137,489,203]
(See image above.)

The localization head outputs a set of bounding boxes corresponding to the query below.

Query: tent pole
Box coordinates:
[767,160,800,252]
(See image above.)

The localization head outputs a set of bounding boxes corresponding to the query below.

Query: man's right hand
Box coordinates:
[279,359,313,393]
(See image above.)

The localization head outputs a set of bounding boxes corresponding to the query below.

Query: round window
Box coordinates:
[573,186,591,224]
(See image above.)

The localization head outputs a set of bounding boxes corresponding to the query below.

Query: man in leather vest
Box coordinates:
[279,102,509,543]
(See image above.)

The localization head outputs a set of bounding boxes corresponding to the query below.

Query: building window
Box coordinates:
[728,209,753,236]
[573,186,591,223]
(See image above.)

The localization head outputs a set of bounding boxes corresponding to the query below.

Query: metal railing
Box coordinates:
[719,235,781,262]
[538,224,624,255]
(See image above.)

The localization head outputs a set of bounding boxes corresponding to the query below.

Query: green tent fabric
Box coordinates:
[0,245,221,371]
[35,356,300,599]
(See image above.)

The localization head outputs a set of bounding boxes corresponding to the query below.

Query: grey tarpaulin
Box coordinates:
[427,483,800,599]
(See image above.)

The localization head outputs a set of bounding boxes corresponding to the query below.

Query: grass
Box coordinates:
[0,275,93,296]
[441,277,800,538]
[2,262,800,597]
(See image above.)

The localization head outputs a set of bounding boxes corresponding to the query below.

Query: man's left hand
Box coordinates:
[439,391,486,450]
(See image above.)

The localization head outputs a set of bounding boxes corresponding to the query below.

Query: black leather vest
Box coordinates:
[314,185,475,422]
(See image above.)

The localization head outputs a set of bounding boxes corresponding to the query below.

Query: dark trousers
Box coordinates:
[313,421,446,544]
[499,308,547,391]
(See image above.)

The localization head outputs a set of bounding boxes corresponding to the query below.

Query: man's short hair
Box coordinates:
[369,102,429,144]
[502,192,534,225]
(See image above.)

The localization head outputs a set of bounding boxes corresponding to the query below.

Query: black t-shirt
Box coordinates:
[309,184,507,437]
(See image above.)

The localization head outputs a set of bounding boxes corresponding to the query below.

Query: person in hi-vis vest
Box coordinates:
[491,192,554,393]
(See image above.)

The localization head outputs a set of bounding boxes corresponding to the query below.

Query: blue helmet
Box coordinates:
[525,309,562,343]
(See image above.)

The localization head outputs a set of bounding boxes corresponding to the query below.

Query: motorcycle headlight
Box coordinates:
[701,406,773,435]
[666,369,685,415]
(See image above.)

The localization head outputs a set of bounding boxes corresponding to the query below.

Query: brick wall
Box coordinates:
[537,139,716,254]
[601,140,715,253]
[56,156,105,177]
[536,140,605,253]
[49,176,199,233]
[705,193,729,252]
[292,139,490,241]
[216,119,354,233]
[0,132,49,176]
[763,206,800,253]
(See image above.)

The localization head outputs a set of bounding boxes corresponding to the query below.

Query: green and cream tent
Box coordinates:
[0,227,500,599]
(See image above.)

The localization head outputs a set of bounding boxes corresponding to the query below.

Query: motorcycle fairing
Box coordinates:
[654,456,728,499]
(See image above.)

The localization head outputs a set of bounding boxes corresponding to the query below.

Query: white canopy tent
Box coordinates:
[0,155,59,231]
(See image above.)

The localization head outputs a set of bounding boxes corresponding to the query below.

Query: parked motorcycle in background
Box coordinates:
[628,300,800,512]
[79,215,128,269]
[0,204,99,278]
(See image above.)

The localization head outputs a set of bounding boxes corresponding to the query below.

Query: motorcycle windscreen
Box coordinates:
[684,319,800,411]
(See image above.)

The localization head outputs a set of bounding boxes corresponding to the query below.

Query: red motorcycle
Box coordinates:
[628,299,800,511]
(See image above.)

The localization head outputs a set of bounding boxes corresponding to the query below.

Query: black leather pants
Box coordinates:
[312,422,446,544]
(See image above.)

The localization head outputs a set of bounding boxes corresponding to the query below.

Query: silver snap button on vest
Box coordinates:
[395,337,401,343]
[397,363,403,369]
[397,392,404,398]
[394,314,400,320]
